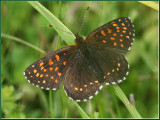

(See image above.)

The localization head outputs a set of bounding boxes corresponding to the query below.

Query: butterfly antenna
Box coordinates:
[79,5,90,34]
[47,25,74,36]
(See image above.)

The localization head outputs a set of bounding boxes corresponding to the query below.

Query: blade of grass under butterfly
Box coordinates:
[28,1,75,45]
[112,85,142,118]
[74,102,90,118]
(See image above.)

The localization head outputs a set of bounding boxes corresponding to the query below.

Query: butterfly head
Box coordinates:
[75,33,83,43]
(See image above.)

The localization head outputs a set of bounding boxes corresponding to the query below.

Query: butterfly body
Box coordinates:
[24,17,135,101]
[75,34,106,83]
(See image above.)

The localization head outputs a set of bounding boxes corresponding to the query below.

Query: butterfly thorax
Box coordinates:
[75,34,89,56]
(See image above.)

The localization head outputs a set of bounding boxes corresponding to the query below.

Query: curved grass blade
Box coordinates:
[74,102,90,118]
[112,85,142,118]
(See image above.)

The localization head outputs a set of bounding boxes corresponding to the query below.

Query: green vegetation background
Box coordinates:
[1,1,158,118]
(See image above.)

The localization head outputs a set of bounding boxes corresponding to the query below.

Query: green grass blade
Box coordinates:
[49,90,54,118]
[28,1,75,45]
[1,33,46,54]
[138,1,158,11]
[112,85,142,118]
[74,102,90,118]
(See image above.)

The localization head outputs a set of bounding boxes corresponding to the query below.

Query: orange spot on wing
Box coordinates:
[107,28,112,33]
[126,36,130,38]
[40,74,43,78]
[44,69,47,72]
[55,79,58,83]
[114,42,117,46]
[117,30,120,32]
[36,73,39,77]
[120,34,123,37]
[95,80,98,83]
[41,66,44,70]
[116,27,120,29]
[51,76,54,79]
[33,69,37,73]
[58,72,61,77]
[75,87,78,91]
[90,82,93,85]
[40,62,44,67]
[49,67,53,71]
[46,74,48,77]
[55,55,60,61]
[122,23,125,26]
[123,27,127,30]
[120,39,123,42]
[32,65,35,67]
[121,44,124,47]
[48,59,54,65]
[101,30,106,36]
[122,30,126,33]
[113,23,118,26]
[55,67,58,72]
[43,80,46,84]
[63,61,66,65]
[102,40,106,43]
[80,88,83,91]
[110,37,115,40]
[113,33,117,36]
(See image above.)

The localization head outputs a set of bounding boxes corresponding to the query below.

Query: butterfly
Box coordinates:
[24,17,135,102]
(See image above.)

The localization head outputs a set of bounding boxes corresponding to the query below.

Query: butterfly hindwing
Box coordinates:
[24,46,76,90]
[89,46,129,85]
[64,52,102,101]
[86,17,135,52]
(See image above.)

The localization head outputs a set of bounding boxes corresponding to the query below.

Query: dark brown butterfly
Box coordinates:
[24,17,135,102]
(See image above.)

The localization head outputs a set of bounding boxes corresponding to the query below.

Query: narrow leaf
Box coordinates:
[28,1,75,45]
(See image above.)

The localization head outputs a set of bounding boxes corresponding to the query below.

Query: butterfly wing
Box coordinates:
[24,46,76,90]
[85,17,135,52]
[64,52,102,101]
[89,46,129,85]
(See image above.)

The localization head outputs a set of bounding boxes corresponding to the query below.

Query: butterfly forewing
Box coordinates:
[24,46,76,90]
[64,53,102,101]
[86,17,135,52]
